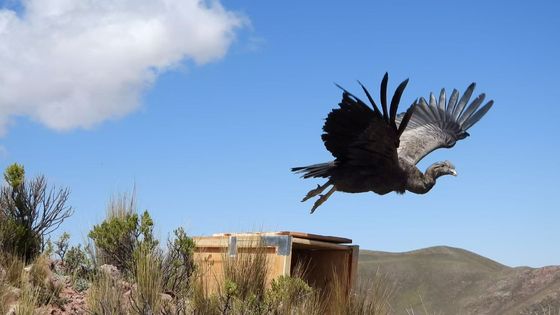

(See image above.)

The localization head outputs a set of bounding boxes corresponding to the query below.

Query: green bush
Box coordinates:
[0,218,41,261]
[0,163,72,262]
[73,277,90,292]
[65,245,88,272]
[88,209,158,274]
[4,163,24,188]
[65,244,91,280]
[162,227,196,294]
[54,232,70,263]
[266,275,313,312]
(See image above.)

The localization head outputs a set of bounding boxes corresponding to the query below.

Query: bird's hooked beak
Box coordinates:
[450,169,458,176]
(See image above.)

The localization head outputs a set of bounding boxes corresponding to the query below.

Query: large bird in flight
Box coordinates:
[292,73,493,213]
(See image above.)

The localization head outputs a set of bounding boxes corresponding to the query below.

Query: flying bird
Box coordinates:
[292,73,493,213]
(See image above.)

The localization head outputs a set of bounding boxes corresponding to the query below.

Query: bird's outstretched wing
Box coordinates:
[396,83,493,165]
[322,73,415,169]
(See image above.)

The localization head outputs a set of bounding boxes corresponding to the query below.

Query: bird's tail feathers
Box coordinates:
[291,162,334,179]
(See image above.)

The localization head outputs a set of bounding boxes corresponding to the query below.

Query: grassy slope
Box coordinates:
[358,246,560,315]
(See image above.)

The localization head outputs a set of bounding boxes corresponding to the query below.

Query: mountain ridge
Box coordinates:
[358,246,560,314]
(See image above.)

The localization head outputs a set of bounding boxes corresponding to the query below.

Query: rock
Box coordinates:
[52,259,65,275]
[5,305,16,315]
[3,286,21,305]
[3,286,20,315]
[99,264,121,279]
[161,292,173,303]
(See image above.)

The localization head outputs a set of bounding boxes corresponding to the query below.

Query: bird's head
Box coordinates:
[432,160,457,177]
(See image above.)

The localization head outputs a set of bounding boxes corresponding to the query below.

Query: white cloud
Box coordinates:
[0,0,245,135]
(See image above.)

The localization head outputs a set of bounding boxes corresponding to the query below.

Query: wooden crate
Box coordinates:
[193,231,359,295]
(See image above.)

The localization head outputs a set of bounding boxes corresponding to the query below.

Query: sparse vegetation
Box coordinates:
[0,185,406,315]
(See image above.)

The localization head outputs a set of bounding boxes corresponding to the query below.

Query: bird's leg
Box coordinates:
[301,180,332,202]
[310,186,337,214]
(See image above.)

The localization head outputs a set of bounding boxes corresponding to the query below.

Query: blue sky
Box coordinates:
[1,0,559,267]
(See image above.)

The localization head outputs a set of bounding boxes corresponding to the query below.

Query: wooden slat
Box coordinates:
[349,245,360,291]
[193,236,229,248]
[276,231,352,244]
[292,237,351,250]
[211,231,352,244]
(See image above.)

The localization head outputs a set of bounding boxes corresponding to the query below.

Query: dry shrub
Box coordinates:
[1,253,24,314]
[189,279,221,315]
[289,289,327,315]
[1,253,25,287]
[87,272,127,315]
[329,268,395,315]
[28,254,62,306]
[28,255,50,288]
[15,285,40,315]
[0,279,9,315]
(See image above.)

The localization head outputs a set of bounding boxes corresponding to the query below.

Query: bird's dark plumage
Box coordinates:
[292,73,493,213]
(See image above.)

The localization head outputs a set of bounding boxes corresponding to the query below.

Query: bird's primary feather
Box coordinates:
[396,83,493,165]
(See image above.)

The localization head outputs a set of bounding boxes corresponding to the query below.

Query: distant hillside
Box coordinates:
[358,246,560,315]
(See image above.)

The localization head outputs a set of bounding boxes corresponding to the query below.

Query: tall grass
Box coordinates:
[15,285,40,315]
[86,272,127,315]
[130,247,164,315]
[188,242,271,314]
[404,295,441,315]
[222,246,269,302]
[188,242,395,315]
[220,245,270,314]
[0,253,25,287]
[316,267,395,315]
[106,191,137,219]
[0,278,9,315]
[28,254,62,306]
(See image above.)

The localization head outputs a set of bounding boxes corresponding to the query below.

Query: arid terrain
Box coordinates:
[3,244,560,314]
[359,246,560,315]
